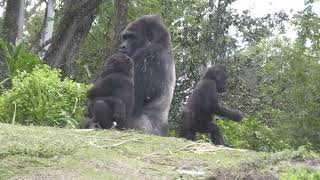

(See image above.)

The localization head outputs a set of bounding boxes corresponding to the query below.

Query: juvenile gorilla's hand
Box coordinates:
[232,110,243,122]
[113,110,125,122]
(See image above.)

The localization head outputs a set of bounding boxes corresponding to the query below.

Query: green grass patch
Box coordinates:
[0,123,319,179]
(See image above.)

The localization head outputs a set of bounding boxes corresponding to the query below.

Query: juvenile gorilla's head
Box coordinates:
[101,53,134,78]
[203,64,229,93]
[119,15,171,56]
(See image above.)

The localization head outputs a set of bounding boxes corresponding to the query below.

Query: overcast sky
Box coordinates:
[232,0,320,16]
[1,0,319,17]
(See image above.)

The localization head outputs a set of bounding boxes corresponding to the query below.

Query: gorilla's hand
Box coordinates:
[113,109,125,122]
[232,110,243,122]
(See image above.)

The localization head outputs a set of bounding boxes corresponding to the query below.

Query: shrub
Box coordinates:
[0,39,41,77]
[0,39,42,90]
[280,166,320,180]
[0,65,90,127]
[218,115,289,152]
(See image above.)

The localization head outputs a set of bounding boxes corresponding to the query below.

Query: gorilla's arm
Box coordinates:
[87,81,112,99]
[213,105,242,122]
[96,96,126,120]
[87,75,125,99]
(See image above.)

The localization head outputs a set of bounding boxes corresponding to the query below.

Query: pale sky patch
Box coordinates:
[232,0,304,16]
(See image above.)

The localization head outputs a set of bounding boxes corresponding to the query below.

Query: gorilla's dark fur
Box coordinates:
[179,64,243,145]
[119,15,176,136]
[83,53,134,130]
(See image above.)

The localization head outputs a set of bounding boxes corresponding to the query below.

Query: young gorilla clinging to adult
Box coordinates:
[83,53,134,130]
[179,64,243,145]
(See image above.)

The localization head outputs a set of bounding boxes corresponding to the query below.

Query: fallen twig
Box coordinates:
[110,138,143,147]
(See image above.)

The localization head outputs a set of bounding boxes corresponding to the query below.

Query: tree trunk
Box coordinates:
[43,0,102,78]
[16,0,25,44]
[64,14,96,78]
[92,0,128,82]
[39,0,56,58]
[107,0,128,56]
[0,0,25,87]
[1,0,25,45]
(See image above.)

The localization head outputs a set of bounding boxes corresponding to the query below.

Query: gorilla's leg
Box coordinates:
[131,94,172,136]
[81,118,96,129]
[99,97,125,122]
[208,122,225,145]
[94,97,126,129]
[178,108,196,140]
[92,99,113,128]
[179,129,196,141]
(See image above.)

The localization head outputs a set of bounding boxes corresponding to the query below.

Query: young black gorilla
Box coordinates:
[179,64,243,145]
[119,15,176,136]
[83,53,134,130]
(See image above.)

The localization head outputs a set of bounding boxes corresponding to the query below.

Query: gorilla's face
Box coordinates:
[119,15,171,58]
[119,31,138,56]
[215,75,228,93]
[204,65,229,93]
[215,69,228,93]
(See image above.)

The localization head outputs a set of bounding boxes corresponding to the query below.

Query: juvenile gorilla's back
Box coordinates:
[84,53,134,129]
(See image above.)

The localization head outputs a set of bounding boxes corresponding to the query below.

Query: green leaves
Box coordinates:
[280,166,320,180]
[218,115,289,152]
[0,65,90,128]
[0,38,42,88]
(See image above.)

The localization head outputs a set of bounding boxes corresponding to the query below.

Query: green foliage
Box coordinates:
[76,1,113,82]
[0,38,41,78]
[218,116,289,152]
[260,26,320,150]
[166,0,289,132]
[24,9,45,47]
[0,65,90,127]
[280,166,320,180]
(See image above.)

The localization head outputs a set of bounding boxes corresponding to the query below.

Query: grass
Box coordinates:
[0,123,319,179]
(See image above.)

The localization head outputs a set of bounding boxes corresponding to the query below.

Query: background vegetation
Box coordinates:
[0,0,319,155]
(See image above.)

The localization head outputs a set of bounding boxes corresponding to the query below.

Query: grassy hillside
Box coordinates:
[0,123,319,179]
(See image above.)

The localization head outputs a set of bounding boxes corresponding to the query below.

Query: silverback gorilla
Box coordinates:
[83,53,134,130]
[119,15,176,136]
[179,64,243,145]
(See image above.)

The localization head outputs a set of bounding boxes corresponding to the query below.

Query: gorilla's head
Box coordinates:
[101,53,134,78]
[119,15,171,56]
[203,64,229,93]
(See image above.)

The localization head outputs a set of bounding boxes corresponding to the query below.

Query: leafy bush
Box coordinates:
[0,38,41,77]
[260,39,320,151]
[0,38,42,91]
[0,65,90,127]
[258,6,320,151]
[218,116,289,152]
[280,167,320,180]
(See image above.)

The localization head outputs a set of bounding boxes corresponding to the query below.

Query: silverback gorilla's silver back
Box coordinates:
[120,15,176,136]
[130,54,175,136]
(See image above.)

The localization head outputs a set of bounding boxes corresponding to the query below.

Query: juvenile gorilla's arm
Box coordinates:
[96,96,126,121]
[214,105,243,122]
[87,76,121,99]
[87,81,112,99]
